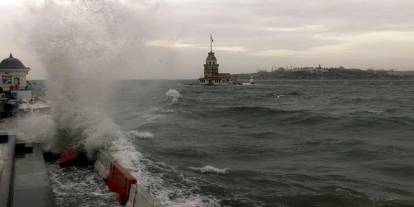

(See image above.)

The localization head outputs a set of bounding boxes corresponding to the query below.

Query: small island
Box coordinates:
[234,66,414,80]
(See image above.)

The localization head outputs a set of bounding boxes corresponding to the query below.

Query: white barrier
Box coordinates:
[126,184,163,207]
[95,150,163,207]
[94,150,113,179]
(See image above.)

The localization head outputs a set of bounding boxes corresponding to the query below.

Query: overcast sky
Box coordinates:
[0,0,413,79]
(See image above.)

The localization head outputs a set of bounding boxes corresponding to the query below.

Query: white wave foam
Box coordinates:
[47,164,119,207]
[141,107,164,124]
[109,135,220,207]
[47,104,124,157]
[189,165,229,175]
[6,105,219,207]
[126,130,154,139]
[109,136,143,170]
[166,89,181,103]
[367,109,384,114]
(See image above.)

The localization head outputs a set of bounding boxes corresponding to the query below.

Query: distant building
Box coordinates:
[199,35,231,85]
[0,53,30,91]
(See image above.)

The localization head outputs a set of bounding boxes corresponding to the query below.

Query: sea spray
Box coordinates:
[21,0,150,154]
[16,114,56,146]
[0,114,56,150]
[166,89,181,103]
[11,1,220,206]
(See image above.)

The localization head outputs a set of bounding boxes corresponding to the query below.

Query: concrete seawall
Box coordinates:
[1,136,160,207]
[0,134,15,207]
[95,150,163,207]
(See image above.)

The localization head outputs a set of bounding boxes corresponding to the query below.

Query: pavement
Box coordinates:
[0,145,5,176]
[12,144,55,207]
[0,133,9,175]
[0,134,15,207]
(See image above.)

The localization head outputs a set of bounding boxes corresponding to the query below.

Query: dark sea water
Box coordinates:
[110,80,414,207]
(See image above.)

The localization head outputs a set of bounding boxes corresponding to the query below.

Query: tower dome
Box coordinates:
[0,53,27,69]
[206,52,217,62]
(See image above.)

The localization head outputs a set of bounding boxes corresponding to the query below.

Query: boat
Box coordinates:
[18,97,50,115]
[249,76,255,84]
[242,76,255,85]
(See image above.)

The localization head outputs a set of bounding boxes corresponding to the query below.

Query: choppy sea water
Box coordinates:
[107,80,414,207]
[47,164,121,207]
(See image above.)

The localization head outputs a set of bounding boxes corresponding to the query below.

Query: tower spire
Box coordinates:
[210,34,214,52]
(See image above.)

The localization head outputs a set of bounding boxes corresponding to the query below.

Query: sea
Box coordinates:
[106,80,414,207]
[23,80,414,207]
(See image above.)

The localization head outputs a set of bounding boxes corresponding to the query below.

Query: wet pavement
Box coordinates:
[13,144,55,207]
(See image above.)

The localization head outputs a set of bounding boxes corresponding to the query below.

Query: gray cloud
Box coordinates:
[0,0,413,79]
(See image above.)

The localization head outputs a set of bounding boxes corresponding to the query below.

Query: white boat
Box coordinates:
[18,97,50,115]
[249,76,255,84]
[242,76,255,85]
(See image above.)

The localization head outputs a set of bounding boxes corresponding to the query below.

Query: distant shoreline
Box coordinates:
[234,67,414,80]
[239,79,414,81]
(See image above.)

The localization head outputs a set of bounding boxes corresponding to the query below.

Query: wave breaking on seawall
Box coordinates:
[11,0,220,206]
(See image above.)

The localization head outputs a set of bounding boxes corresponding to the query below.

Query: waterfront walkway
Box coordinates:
[0,133,55,207]
[12,144,55,207]
[0,134,14,207]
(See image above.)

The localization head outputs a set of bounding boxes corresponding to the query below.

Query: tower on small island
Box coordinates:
[199,34,231,85]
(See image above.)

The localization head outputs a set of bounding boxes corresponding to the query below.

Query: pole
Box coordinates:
[210,34,213,52]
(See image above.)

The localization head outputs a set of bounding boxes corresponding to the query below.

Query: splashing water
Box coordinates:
[6,1,220,206]
[166,89,181,103]
[47,164,121,207]
[19,0,150,153]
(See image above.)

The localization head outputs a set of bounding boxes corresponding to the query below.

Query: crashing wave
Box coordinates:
[166,89,181,103]
[110,137,220,207]
[15,0,219,205]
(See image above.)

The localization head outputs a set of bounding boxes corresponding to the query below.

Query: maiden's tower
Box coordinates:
[199,35,231,85]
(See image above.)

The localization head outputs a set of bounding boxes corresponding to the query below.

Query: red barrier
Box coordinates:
[106,162,137,205]
[57,148,79,168]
